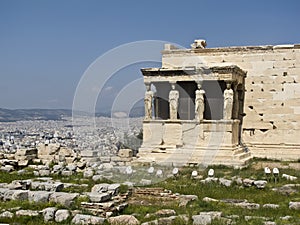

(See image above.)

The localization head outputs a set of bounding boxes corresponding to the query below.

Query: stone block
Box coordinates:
[118,149,133,158]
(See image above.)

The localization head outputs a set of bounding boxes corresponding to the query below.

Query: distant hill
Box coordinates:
[0,106,145,122]
[0,108,72,122]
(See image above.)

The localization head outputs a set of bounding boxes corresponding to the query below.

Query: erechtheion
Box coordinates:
[137,39,300,166]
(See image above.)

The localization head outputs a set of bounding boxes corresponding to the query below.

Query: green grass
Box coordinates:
[1,159,300,224]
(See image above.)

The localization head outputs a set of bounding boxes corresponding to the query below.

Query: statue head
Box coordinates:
[145,83,151,91]
[226,83,231,89]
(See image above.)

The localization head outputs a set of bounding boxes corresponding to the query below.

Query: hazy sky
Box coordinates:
[0,0,299,110]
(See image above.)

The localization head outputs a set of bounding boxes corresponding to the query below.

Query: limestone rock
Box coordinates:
[108,215,140,225]
[55,209,70,222]
[28,191,51,203]
[254,180,267,189]
[16,209,39,217]
[0,211,13,218]
[49,192,79,207]
[219,178,232,187]
[91,183,110,193]
[289,201,300,210]
[71,214,106,225]
[88,192,111,203]
[155,209,176,217]
[42,207,57,222]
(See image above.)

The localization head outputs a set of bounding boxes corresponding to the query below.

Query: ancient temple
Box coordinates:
[137,39,300,166]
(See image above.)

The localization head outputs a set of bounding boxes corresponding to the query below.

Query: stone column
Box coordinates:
[144,83,153,120]
[169,82,179,120]
[195,82,205,121]
[223,82,234,120]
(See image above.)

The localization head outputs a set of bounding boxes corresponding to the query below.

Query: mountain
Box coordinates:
[0,106,145,122]
[0,108,72,122]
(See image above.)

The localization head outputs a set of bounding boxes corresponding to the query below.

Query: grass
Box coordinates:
[0,158,300,224]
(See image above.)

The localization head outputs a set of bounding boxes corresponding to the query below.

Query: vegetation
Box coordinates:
[0,158,300,224]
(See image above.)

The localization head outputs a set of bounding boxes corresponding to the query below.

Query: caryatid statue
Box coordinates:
[223,83,234,120]
[144,83,153,120]
[169,83,179,120]
[195,82,205,121]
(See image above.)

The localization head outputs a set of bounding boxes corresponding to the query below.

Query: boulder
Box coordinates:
[28,191,51,203]
[254,180,267,189]
[49,192,79,207]
[55,209,70,222]
[108,215,140,225]
[289,201,300,210]
[71,214,106,225]
[42,207,57,222]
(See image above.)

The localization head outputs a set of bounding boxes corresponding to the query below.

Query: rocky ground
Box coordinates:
[0,119,299,224]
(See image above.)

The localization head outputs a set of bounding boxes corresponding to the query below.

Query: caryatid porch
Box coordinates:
[137,65,251,166]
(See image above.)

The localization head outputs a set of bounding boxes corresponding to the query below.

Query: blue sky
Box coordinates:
[0,0,299,110]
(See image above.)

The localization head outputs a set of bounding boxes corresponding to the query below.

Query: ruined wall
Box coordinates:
[161,44,300,160]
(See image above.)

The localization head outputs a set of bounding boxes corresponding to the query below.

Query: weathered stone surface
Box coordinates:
[88,192,111,203]
[0,211,13,219]
[118,149,133,158]
[49,192,79,207]
[289,201,300,210]
[155,209,176,217]
[4,190,29,201]
[16,209,39,217]
[254,180,267,189]
[28,191,51,203]
[42,207,57,222]
[91,183,110,193]
[55,209,70,222]
[108,215,139,225]
[71,214,106,225]
[192,214,212,225]
[219,178,232,187]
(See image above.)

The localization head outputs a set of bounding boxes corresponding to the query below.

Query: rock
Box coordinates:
[108,183,120,195]
[4,190,29,201]
[0,211,13,218]
[92,175,103,182]
[88,192,111,203]
[254,180,267,189]
[71,214,106,225]
[192,214,211,225]
[243,178,254,187]
[66,164,77,171]
[140,179,152,186]
[158,215,185,225]
[42,207,57,222]
[91,183,110,193]
[16,209,39,217]
[118,149,133,158]
[39,169,51,176]
[282,174,297,181]
[1,165,14,172]
[202,197,219,202]
[273,185,298,196]
[49,192,79,207]
[52,164,63,173]
[192,212,222,225]
[263,204,279,209]
[179,195,198,207]
[219,178,232,187]
[201,177,218,184]
[61,170,73,176]
[235,202,260,209]
[55,209,70,222]
[28,191,51,203]
[155,209,176,217]
[289,201,300,210]
[108,215,140,225]
[84,169,94,178]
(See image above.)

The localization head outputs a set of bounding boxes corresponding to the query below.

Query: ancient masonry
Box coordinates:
[137,39,300,166]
